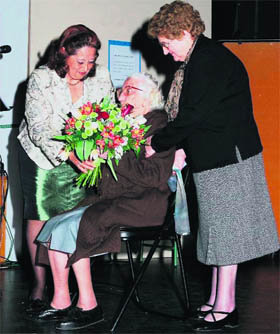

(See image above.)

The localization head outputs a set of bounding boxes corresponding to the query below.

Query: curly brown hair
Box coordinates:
[48,24,101,78]
[147,1,205,39]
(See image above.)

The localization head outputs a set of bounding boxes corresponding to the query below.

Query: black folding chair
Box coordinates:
[110,166,191,332]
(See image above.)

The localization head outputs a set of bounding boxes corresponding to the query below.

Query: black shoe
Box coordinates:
[27,304,72,322]
[191,303,213,321]
[25,299,47,314]
[56,305,104,331]
[192,309,239,332]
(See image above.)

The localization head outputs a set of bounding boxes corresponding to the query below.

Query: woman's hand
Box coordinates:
[145,145,156,158]
[145,136,152,146]
[68,151,94,173]
[144,136,156,158]
[173,149,186,170]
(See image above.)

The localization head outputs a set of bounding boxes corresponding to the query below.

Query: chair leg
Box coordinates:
[175,233,190,311]
[139,240,144,263]
[125,240,141,303]
[110,235,162,332]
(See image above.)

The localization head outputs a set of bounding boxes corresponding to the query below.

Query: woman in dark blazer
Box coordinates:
[146,1,279,331]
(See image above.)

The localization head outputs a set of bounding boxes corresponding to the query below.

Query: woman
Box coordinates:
[18,24,114,312]
[29,73,176,331]
[146,1,280,331]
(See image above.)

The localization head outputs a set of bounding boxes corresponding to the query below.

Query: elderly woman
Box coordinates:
[146,1,279,331]
[18,24,114,311]
[29,73,175,330]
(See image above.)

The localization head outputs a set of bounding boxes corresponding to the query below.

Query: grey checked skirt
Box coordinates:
[193,150,279,266]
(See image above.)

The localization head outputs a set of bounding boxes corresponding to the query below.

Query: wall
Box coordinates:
[224,42,280,236]
[29,0,211,84]
[0,0,29,260]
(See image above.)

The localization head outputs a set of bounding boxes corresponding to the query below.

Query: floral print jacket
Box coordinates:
[18,64,115,170]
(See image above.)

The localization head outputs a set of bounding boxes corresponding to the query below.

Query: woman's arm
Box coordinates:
[151,50,229,152]
[116,147,175,188]
[24,70,66,165]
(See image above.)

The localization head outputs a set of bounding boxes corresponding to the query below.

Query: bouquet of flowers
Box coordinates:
[54,96,150,187]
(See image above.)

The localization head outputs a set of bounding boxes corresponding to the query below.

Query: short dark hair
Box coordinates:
[48,24,101,78]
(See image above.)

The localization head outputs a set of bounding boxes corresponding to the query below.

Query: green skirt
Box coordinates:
[19,144,86,221]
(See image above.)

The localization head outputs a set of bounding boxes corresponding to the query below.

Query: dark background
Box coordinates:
[212,0,280,41]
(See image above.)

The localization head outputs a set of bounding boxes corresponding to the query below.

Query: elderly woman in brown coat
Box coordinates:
[30,72,176,330]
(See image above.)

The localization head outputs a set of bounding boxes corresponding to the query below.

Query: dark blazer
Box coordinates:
[151,35,262,172]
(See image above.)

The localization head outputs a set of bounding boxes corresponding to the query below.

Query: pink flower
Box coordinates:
[101,129,114,139]
[94,105,101,113]
[106,122,114,129]
[121,104,134,117]
[131,128,144,139]
[108,131,115,139]
[97,111,109,120]
[113,135,124,147]
[101,130,110,138]
[65,129,74,135]
[96,139,105,149]
[134,140,140,149]
[108,141,114,148]
[80,102,93,115]
[66,117,76,128]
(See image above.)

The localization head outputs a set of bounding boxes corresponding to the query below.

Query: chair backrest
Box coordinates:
[120,166,191,240]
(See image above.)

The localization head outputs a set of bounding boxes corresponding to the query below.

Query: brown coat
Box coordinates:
[38,110,175,266]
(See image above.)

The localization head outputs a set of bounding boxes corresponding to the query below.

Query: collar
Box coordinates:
[183,37,198,64]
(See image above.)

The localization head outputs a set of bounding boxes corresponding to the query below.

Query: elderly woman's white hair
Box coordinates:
[127,72,164,110]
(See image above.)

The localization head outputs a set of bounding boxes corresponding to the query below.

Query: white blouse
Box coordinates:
[18,64,115,170]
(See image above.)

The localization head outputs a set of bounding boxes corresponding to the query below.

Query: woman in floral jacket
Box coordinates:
[18,24,114,312]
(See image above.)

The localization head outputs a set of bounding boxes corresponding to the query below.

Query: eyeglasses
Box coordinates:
[117,86,144,98]
[159,41,171,49]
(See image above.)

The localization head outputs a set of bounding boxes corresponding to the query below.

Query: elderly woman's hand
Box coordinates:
[144,136,156,158]
[145,145,156,158]
[173,149,186,171]
[68,151,95,173]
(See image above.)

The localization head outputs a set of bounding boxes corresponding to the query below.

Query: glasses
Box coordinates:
[117,86,144,98]
[159,41,171,49]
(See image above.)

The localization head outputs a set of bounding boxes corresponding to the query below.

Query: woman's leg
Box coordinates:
[48,249,72,309]
[26,219,46,300]
[55,258,103,331]
[200,266,217,311]
[72,258,97,310]
[204,264,238,321]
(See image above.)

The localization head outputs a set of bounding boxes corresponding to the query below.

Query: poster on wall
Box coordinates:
[108,40,141,88]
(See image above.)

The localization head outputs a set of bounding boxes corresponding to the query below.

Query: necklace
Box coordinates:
[68,80,82,86]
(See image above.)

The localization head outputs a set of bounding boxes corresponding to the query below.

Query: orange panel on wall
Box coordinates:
[224,42,280,235]
[0,174,7,262]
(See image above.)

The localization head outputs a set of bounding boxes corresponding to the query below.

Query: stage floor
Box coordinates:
[0,239,279,334]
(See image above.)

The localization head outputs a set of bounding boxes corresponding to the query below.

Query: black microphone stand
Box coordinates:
[0,51,14,111]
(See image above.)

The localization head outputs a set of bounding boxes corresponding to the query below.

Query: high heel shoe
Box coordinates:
[191,303,213,321]
[192,309,239,331]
